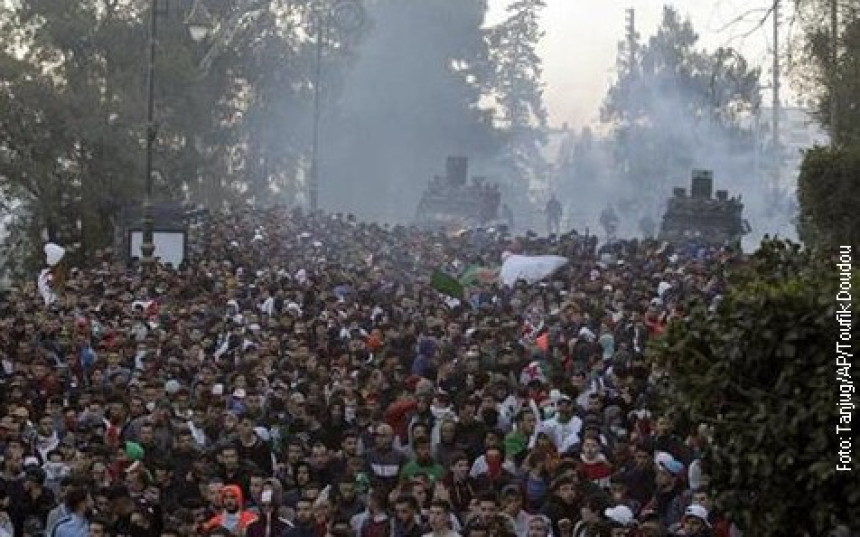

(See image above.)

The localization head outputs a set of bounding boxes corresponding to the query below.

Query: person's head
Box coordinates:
[581,437,601,461]
[552,476,576,505]
[411,423,430,444]
[88,518,111,537]
[375,424,394,450]
[411,480,430,507]
[501,486,522,516]
[221,485,242,513]
[527,516,551,537]
[428,500,451,531]
[295,498,314,523]
[691,488,713,512]
[557,396,574,419]
[37,415,55,436]
[220,445,239,470]
[414,439,433,463]
[310,442,329,468]
[65,487,89,514]
[681,504,710,535]
[586,393,603,414]
[450,453,470,480]
[314,498,332,523]
[394,495,418,524]
[655,463,680,491]
[579,495,604,524]
[477,492,498,523]
[633,444,652,469]
[439,420,457,444]
[287,441,305,463]
[609,475,629,503]
[321,476,348,508]
[238,416,256,437]
[340,432,359,457]
[249,474,265,503]
[516,409,537,435]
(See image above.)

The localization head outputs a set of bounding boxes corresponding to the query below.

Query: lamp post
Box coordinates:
[140,0,212,270]
[307,0,364,211]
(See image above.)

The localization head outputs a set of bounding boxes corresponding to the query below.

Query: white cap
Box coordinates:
[684,504,711,527]
[604,505,635,526]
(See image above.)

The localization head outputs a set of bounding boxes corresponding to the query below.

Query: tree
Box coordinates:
[652,239,859,535]
[0,0,352,277]
[322,0,499,222]
[797,144,860,249]
[600,6,761,216]
[485,0,549,198]
[791,0,860,146]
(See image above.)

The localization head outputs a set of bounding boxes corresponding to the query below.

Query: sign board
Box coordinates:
[128,230,187,267]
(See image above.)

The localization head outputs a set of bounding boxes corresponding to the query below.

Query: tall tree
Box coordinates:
[322,0,498,222]
[600,6,761,216]
[0,0,353,276]
[485,0,549,202]
[792,0,860,146]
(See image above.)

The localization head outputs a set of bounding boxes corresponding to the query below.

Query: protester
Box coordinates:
[0,206,741,537]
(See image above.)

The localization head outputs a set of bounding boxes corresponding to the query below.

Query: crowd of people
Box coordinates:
[0,206,738,537]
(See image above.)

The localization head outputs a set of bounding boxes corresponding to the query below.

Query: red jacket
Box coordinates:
[202,485,259,534]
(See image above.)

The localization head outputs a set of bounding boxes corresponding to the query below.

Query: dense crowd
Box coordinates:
[0,206,739,537]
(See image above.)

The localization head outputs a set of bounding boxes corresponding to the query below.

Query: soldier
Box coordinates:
[599,205,619,240]
[545,195,562,236]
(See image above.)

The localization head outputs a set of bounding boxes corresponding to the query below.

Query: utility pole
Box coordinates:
[625,8,637,75]
[309,4,324,212]
[140,0,159,270]
[772,0,781,192]
[830,0,839,145]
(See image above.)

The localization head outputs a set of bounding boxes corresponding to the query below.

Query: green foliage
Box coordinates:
[0,0,344,277]
[652,239,859,535]
[797,144,860,250]
[796,2,860,146]
[483,0,548,215]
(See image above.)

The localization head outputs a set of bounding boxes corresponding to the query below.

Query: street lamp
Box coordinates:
[140,0,214,270]
[307,0,364,211]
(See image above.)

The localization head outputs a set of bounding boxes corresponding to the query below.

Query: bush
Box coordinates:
[652,240,859,535]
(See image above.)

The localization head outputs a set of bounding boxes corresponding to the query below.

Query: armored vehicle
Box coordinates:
[658,170,750,246]
[415,157,501,231]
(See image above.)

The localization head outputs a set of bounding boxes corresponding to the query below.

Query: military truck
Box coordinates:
[658,170,750,246]
[414,156,501,231]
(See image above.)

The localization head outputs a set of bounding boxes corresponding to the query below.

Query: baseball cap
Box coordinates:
[684,504,711,527]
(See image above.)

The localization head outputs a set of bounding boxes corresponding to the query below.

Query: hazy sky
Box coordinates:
[486,0,786,128]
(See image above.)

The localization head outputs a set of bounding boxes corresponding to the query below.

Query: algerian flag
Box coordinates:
[431,269,464,299]
[499,253,568,287]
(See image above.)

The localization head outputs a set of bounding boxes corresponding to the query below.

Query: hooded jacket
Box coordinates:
[202,485,259,534]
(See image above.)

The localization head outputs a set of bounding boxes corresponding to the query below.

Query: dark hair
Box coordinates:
[395,495,418,511]
[477,491,498,505]
[65,487,89,510]
[550,476,575,491]
[429,500,450,512]
[90,518,112,534]
[449,452,469,467]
